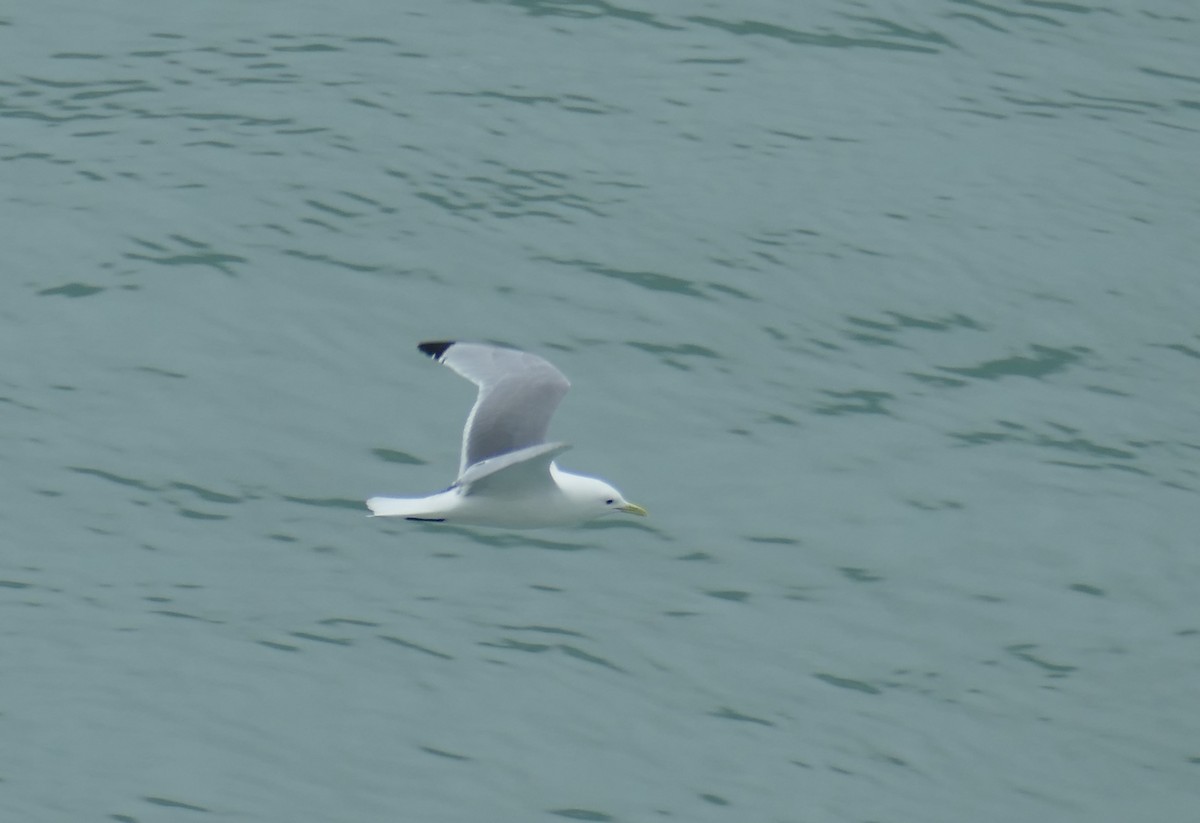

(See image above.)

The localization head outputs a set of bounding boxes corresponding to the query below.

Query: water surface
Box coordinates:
[3,2,1199,821]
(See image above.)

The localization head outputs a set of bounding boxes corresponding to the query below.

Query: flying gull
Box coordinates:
[366,341,647,528]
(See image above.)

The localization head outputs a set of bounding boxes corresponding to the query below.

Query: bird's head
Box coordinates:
[556,470,647,521]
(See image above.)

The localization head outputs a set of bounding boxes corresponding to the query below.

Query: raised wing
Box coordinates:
[418,341,571,475]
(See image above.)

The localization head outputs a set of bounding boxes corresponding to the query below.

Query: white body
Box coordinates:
[368,464,630,529]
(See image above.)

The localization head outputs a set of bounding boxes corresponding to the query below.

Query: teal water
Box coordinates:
[4,2,1199,821]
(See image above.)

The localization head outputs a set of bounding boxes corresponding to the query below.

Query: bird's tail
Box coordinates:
[365,496,444,519]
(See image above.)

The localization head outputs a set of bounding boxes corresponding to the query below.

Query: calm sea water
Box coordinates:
[4,2,1199,821]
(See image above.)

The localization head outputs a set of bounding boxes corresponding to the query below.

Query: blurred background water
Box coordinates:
[3,1,1199,821]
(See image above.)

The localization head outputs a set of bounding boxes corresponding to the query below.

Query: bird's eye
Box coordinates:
[605,498,614,505]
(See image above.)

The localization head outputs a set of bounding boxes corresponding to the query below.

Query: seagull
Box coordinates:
[366,341,647,529]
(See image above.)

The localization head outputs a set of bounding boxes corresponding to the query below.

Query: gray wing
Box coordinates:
[455,442,572,495]
[417,341,571,476]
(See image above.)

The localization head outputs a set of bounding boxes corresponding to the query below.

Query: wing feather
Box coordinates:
[418,341,571,475]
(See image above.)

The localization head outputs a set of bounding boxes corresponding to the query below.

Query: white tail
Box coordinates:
[366,496,442,518]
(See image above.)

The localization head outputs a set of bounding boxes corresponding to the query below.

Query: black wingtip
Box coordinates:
[418,341,454,360]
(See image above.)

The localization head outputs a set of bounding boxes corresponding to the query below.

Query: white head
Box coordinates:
[552,467,648,523]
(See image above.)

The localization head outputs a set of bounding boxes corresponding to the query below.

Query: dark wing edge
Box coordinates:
[418,341,454,360]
